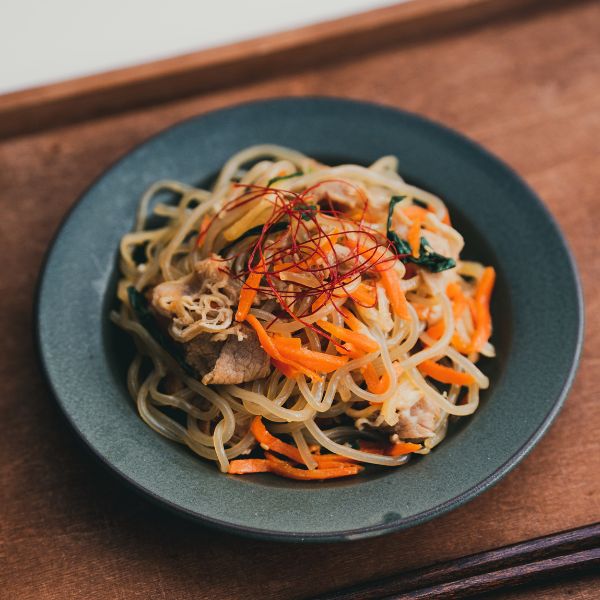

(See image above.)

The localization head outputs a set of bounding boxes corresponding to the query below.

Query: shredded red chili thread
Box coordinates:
[196,180,401,345]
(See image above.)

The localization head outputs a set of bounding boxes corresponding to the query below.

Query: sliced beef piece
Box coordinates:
[184,323,270,385]
[184,334,225,378]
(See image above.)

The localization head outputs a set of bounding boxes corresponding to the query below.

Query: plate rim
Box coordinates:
[35,96,585,542]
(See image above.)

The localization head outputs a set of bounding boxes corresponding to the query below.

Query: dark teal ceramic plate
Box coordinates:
[36,98,583,542]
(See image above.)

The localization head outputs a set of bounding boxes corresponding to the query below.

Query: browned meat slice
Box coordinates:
[394,397,440,439]
[184,324,270,385]
[183,334,225,377]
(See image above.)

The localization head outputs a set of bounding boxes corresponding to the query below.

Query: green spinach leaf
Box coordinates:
[386,196,455,272]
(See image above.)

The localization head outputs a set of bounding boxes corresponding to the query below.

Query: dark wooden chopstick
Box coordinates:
[312,522,600,600]
[385,549,600,600]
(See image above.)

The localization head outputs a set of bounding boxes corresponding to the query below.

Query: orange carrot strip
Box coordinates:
[310,453,358,465]
[245,315,283,361]
[446,283,474,353]
[377,268,410,320]
[339,343,364,359]
[302,232,340,267]
[389,442,422,456]
[470,267,496,353]
[349,283,377,306]
[271,358,300,378]
[251,417,305,463]
[311,292,328,313]
[451,334,472,355]
[251,418,357,468]
[408,214,424,258]
[425,319,445,341]
[271,336,302,349]
[272,341,349,374]
[246,315,320,380]
[401,205,430,220]
[235,271,262,321]
[361,363,381,393]
[377,370,391,393]
[418,360,475,386]
[358,440,421,456]
[317,320,379,354]
[228,459,271,474]
[426,282,470,349]
[338,306,364,332]
[446,282,462,298]
[361,365,390,398]
[264,452,362,480]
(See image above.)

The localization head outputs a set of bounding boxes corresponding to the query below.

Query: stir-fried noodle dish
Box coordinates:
[112,145,495,481]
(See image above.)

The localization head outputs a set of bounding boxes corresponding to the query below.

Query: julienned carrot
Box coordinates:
[271,358,300,378]
[401,204,430,221]
[299,231,340,268]
[407,214,424,258]
[245,315,281,360]
[235,271,262,321]
[425,319,445,341]
[376,370,391,394]
[418,359,475,386]
[311,292,329,313]
[251,416,305,463]
[426,282,471,352]
[317,320,379,353]
[389,442,422,456]
[361,362,381,393]
[272,339,349,373]
[358,440,421,456]
[245,315,319,380]
[470,267,495,353]
[311,453,358,465]
[271,336,302,349]
[251,417,356,468]
[361,363,390,395]
[376,267,410,320]
[338,343,363,359]
[349,283,377,307]
[424,318,471,354]
[447,282,473,354]
[447,283,468,319]
[228,459,271,474]
[402,203,449,229]
[338,306,364,332]
[265,452,362,480]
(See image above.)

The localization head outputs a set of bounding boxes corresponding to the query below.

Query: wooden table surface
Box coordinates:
[1,2,599,598]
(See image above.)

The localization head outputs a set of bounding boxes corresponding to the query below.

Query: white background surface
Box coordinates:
[0,0,404,95]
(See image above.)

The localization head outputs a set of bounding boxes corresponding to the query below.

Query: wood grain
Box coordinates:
[0,0,572,139]
[1,2,599,599]
[316,523,600,599]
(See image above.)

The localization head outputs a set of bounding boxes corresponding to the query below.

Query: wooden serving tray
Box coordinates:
[1,1,598,599]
